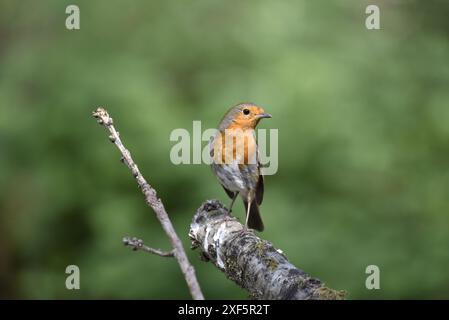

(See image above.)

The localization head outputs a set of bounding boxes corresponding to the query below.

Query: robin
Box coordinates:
[210,103,272,231]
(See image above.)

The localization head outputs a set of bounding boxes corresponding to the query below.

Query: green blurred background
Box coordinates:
[1,0,449,299]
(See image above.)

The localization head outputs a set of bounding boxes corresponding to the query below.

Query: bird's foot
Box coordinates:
[234,224,252,237]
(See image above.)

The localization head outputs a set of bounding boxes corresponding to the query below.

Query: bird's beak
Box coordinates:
[257,113,272,119]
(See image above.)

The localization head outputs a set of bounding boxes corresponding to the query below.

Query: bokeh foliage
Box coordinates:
[1,0,449,299]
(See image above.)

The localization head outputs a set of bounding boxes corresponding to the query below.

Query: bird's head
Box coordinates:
[219,103,272,131]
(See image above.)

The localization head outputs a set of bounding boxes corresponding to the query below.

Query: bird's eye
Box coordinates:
[243,109,250,115]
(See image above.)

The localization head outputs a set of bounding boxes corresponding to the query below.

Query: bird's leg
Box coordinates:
[232,196,251,237]
[244,199,251,230]
[228,192,238,213]
[242,195,255,234]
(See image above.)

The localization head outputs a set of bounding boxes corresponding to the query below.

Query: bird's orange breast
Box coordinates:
[212,129,258,165]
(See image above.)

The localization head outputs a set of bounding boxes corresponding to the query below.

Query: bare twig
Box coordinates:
[92,107,204,300]
[189,200,346,300]
[123,236,175,257]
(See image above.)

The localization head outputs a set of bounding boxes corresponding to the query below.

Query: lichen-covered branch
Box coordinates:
[189,200,346,300]
[92,107,204,300]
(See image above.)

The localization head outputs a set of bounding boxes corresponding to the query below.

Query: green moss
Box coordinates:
[225,257,242,283]
[295,277,307,289]
[265,257,279,271]
[314,286,347,300]
[253,241,267,258]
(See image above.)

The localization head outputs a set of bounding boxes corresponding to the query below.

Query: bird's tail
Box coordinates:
[244,199,264,231]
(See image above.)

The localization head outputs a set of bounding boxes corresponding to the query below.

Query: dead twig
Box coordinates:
[92,107,204,300]
[123,236,175,257]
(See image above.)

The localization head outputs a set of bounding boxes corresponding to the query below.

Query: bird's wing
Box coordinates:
[255,148,264,205]
[222,185,236,199]
[255,170,264,205]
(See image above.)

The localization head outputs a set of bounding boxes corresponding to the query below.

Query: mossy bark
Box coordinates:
[189,200,346,300]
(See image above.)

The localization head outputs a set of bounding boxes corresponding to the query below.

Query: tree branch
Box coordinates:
[123,236,175,257]
[189,200,346,300]
[92,107,204,300]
